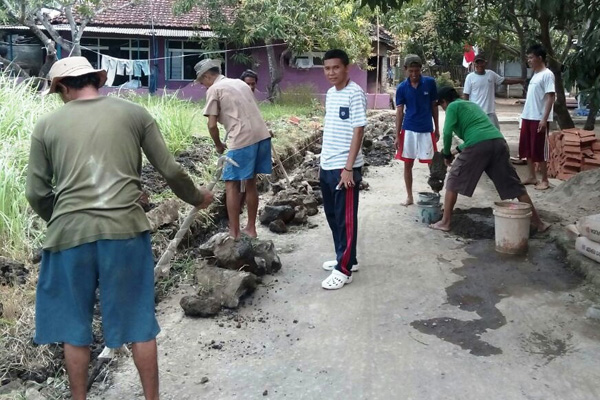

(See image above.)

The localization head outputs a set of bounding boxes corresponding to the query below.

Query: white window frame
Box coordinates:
[80,38,150,87]
[165,40,225,81]
[292,52,325,69]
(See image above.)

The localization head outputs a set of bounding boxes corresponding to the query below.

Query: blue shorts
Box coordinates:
[222,138,273,181]
[35,232,160,348]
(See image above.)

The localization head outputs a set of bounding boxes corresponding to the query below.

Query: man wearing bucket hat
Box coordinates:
[26,56,213,400]
[394,54,440,206]
[430,86,549,233]
[195,58,272,239]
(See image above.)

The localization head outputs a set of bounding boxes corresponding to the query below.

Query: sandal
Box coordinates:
[321,270,352,290]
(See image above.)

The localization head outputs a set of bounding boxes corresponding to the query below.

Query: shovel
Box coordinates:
[154,155,239,279]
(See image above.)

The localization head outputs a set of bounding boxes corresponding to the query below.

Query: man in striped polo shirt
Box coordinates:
[319,49,368,290]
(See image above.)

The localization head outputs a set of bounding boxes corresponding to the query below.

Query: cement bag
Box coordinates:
[576,214,600,243]
[575,236,600,264]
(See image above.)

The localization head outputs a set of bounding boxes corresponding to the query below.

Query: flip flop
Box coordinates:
[534,182,550,191]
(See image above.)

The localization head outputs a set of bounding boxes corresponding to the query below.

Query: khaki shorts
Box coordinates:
[446,138,526,199]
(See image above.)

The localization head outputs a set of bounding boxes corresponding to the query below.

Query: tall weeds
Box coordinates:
[0,76,58,260]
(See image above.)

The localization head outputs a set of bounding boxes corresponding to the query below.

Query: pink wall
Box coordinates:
[65,34,390,108]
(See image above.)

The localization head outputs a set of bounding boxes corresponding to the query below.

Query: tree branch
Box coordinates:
[34,9,70,49]
[1,0,19,19]
[560,29,574,61]
[64,6,78,36]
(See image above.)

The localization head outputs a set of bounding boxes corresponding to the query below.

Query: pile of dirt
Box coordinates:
[451,208,495,240]
[0,256,28,286]
[545,169,600,217]
[363,111,396,166]
[141,140,213,197]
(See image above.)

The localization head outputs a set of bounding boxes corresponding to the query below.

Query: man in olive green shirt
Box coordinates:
[26,57,213,400]
[431,86,549,233]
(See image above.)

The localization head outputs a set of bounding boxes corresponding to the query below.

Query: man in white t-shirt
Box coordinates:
[519,44,556,191]
[463,53,524,129]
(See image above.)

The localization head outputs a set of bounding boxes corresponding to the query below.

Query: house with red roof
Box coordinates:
[0,0,393,107]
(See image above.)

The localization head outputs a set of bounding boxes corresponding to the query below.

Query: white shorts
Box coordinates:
[395,129,437,163]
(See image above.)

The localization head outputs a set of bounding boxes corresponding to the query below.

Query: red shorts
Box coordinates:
[519,119,549,162]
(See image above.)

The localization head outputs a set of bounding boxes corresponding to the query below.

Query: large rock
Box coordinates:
[269,189,305,208]
[195,265,257,308]
[292,206,308,225]
[198,233,282,276]
[180,296,222,317]
[269,219,288,234]
[259,205,296,225]
[146,199,180,232]
[302,196,319,216]
[253,240,282,275]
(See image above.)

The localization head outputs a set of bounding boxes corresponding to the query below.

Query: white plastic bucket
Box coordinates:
[493,201,532,254]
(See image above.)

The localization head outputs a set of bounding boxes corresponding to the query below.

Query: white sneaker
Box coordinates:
[322,260,359,272]
[321,270,353,290]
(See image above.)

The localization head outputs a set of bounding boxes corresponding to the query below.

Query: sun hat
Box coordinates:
[194,59,222,82]
[44,56,107,95]
[404,54,422,67]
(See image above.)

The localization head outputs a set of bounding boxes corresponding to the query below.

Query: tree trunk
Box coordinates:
[69,43,82,57]
[539,12,575,129]
[584,104,598,131]
[38,41,58,78]
[0,56,31,77]
[265,40,282,103]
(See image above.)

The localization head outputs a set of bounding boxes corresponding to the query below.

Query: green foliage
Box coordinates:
[0,76,57,259]
[175,0,373,100]
[563,0,600,114]
[434,72,459,88]
[123,94,205,155]
[384,0,467,65]
[279,84,318,107]
[359,0,410,12]
[176,0,373,63]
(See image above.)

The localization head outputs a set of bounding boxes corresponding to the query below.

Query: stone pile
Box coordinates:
[180,232,282,317]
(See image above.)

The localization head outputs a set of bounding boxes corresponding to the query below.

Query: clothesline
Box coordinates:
[58,38,288,62]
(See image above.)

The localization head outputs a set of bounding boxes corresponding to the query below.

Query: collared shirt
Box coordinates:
[203,75,270,149]
[321,81,367,170]
[463,70,505,114]
[395,76,437,132]
[442,99,504,156]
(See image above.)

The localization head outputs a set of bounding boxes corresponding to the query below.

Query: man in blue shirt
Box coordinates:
[394,55,440,206]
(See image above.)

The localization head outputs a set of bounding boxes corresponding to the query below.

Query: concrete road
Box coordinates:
[91,160,600,400]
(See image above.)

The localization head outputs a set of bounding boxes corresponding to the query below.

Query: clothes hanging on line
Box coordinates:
[133,60,150,78]
[100,55,151,86]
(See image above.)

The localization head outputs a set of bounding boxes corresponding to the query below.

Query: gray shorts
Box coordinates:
[487,113,500,129]
[446,138,525,199]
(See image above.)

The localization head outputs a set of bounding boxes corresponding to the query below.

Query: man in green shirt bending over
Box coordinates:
[26,57,213,400]
[430,86,549,233]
